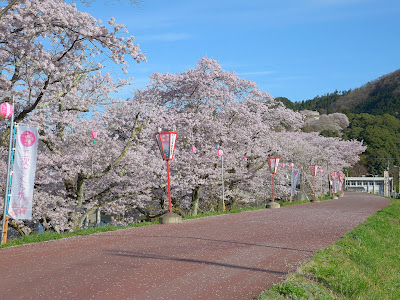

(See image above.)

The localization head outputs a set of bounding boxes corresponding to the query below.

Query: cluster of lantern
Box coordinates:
[87,128,335,213]
[330,171,345,197]
[153,131,342,213]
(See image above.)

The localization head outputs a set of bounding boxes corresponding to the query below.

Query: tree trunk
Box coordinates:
[73,172,85,229]
[189,186,201,216]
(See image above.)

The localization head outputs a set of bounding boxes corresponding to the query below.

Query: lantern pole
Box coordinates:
[221,153,225,212]
[216,146,225,212]
[289,163,294,203]
[166,160,172,213]
[272,173,275,203]
[1,93,15,245]
[313,175,316,201]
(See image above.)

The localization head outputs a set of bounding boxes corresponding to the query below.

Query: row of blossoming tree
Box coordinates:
[0,1,366,234]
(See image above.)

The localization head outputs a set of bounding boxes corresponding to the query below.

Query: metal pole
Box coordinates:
[2,94,15,244]
[272,173,275,203]
[313,175,316,201]
[166,160,172,213]
[221,153,225,212]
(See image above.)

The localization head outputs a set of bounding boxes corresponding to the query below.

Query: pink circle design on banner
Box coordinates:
[20,131,36,147]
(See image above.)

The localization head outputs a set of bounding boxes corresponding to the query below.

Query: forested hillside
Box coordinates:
[277,69,400,116]
[344,113,400,177]
[277,69,400,186]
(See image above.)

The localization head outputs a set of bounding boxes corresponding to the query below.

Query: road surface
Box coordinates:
[0,192,390,299]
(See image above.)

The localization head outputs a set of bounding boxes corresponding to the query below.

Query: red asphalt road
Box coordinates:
[0,193,391,300]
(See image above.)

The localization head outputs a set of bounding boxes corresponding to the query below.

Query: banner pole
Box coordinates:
[272,173,275,203]
[1,95,15,245]
[313,176,316,201]
[221,154,225,212]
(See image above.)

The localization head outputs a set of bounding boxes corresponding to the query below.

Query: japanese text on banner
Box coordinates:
[8,125,39,220]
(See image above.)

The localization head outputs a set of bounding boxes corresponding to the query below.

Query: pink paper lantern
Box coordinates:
[217,149,223,156]
[91,131,98,139]
[300,166,303,169]
[243,157,248,161]
[191,146,196,152]
[281,163,285,168]
[289,162,294,168]
[0,102,13,118]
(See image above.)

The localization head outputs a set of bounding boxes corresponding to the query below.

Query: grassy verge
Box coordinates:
[279,193,332,207]
[257,198,400,300]
[0,205,266,249]
[0,221,157,249]
[182,205,265,220]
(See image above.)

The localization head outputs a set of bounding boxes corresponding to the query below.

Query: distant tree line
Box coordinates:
[276,69,400,187]
[275,90,351,114]
[276,69,400,117]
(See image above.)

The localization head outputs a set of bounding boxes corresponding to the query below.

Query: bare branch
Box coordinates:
[0,0,20,19]
[83,111,147,179]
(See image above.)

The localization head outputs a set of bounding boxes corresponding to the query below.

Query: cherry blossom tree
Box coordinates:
[0,0,146,232]
[139,58,306,215]
[0,0,145,127]
[303,112,350,137]
[0,17,368,234]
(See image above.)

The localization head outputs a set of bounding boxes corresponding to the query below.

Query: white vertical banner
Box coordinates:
[291,169,300,197]
[8,125,39,220]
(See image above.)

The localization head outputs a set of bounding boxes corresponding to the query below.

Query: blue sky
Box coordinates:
[76,0,400,102]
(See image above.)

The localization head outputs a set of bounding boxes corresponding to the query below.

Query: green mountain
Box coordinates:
[276,69,400,184]
[276,69,400,116]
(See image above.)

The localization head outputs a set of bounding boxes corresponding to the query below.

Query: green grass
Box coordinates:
[257,197,400,300]
[182,205,266,220]
[0,205,267,249]
[0,221,157,249]
[279,200,310,207]
[279,193,332,207]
